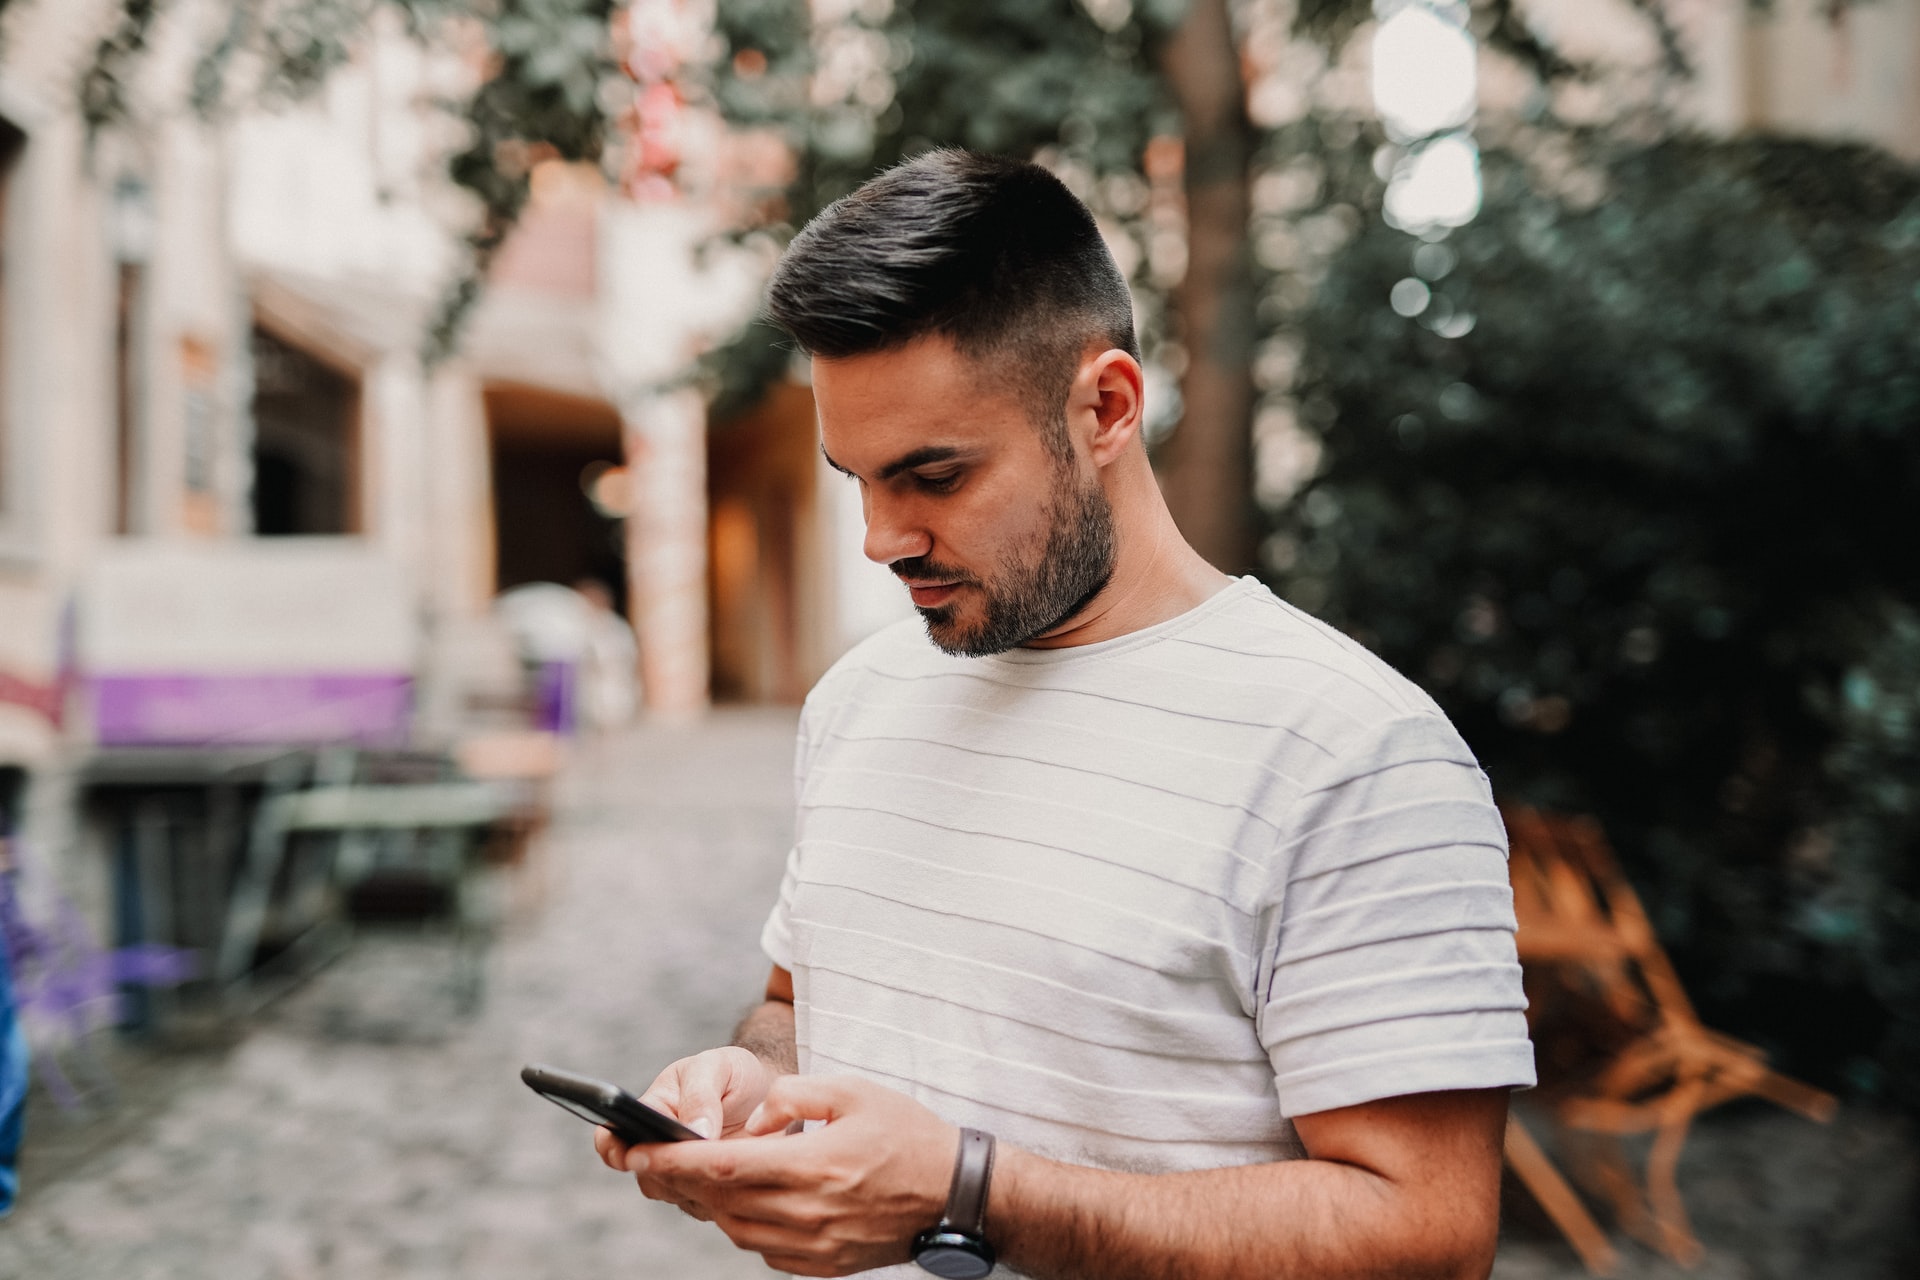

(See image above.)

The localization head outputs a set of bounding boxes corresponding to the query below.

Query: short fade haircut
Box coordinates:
[765,149,1139,457]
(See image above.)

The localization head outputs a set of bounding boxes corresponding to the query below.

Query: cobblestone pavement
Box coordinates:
[2,710,1913,1280]
[2,711,798,1280]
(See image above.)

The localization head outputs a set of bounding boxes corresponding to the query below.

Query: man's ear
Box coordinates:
[1074,348,1146,467]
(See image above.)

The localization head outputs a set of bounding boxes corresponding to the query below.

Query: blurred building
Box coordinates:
[0,2,903,924]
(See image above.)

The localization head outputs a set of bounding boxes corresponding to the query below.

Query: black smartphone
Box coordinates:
[520,1063,708,1144]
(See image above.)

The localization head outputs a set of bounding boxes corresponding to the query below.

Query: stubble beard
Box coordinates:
[908,461,1117,659]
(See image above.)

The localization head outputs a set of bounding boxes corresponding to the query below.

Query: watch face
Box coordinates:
[913,1244,994,1279]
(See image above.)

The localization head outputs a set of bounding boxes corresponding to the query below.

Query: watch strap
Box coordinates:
[942,1128,995,1236]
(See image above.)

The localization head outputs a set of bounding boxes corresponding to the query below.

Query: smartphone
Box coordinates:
[520,1063,707,1144]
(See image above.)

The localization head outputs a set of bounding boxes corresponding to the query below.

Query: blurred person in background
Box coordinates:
[592,151,1532,1280]
[572,577,640,733]
[493,580,639,736]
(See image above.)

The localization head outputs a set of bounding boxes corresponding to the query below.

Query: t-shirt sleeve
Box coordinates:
[1255,713,1536,1117]
[761,697,827,972]
[759,845,802,972]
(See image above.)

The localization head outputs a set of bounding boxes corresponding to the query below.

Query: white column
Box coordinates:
[421,363,495,619]
[624,388,709,717]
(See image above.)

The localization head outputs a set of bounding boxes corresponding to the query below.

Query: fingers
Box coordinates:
[638,1172,714,1222]
[710,1200,899,1278]
[594,1125,630,1172]
[743,1073,858,1136]
[631,1130,813,1195]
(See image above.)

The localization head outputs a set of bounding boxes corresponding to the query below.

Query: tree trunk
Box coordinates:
[1156,0,1257,574]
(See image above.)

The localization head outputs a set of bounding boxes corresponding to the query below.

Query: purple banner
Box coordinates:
[90,673,412,747]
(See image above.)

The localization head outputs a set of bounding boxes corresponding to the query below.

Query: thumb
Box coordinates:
[666,1081,721,1142]
[743,1074,858,1136]
[676,1054,760,1140]
[640,1076,716,1141]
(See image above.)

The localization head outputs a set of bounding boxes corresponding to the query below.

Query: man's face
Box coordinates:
[814,337,1115,657]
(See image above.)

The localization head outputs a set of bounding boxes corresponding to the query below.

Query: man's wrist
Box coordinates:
[912,1127,998,1277]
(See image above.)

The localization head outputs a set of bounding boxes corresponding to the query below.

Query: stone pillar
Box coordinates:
[423,365,497,620]
[624,388,709,717]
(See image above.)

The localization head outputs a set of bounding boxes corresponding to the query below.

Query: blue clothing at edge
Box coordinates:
[0,935,26,1216]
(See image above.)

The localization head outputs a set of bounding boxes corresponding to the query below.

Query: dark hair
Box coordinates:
[765,150,1139,451]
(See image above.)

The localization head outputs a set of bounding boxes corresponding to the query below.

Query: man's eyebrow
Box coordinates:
[820,444,969,482]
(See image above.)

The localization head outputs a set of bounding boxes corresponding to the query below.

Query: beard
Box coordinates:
[895,462,1117,658]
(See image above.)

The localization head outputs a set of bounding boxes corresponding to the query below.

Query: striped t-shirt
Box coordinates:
[761,576,1533,1189]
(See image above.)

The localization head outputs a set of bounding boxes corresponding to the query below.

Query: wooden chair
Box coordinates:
[1501,806,1837,1270]
[1503,1113,1620,1275]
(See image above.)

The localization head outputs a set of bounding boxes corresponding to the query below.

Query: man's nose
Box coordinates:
[862,493,932,566]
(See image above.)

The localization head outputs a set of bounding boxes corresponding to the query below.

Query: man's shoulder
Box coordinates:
[1153,579,1446,740]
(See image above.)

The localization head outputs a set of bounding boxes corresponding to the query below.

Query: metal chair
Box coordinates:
[218,750,511,1013]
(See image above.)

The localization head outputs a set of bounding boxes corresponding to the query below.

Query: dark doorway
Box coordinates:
[485,383,627,614]
[250,325,358,535]
[0,117,25,516]
[0,765,22,839]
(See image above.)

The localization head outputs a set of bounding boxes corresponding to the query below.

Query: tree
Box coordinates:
[1270,124,1920,1104]
[1156,0,1256,571]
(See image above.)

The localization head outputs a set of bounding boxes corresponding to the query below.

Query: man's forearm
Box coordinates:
[992,1151,1486,1280]
[990,1091,1507,1280]
[730,999,797,1075]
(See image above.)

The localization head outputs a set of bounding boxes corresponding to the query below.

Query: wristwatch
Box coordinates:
[911,1127,997,1278]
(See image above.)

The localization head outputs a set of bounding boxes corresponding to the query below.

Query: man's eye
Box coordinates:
[915,472,962,493]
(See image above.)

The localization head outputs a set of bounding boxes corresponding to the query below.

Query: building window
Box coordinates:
[249,324,359,536]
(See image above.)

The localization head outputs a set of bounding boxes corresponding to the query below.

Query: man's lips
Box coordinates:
[899,579,963,608]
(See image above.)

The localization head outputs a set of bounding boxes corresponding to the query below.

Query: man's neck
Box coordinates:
[1023,465,1232,650]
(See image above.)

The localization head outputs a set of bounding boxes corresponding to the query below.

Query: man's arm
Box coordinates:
[731,963,797,1074]
[625,1077,1510,1280]
[991,1088,1508,1280]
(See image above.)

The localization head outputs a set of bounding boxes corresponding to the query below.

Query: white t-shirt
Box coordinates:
[761,577,1533,1259]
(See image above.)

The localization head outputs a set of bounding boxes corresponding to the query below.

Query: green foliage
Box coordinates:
[433,0,620,357]
[711,0,1183,221]
[698,0,1182,408]
[1270,126,1920,1101]
[1820,606,1920,1099]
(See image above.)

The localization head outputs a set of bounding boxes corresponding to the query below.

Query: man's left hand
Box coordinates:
[615,1074,958,1277]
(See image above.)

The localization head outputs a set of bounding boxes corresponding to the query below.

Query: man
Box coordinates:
[595,150,1533,1279]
